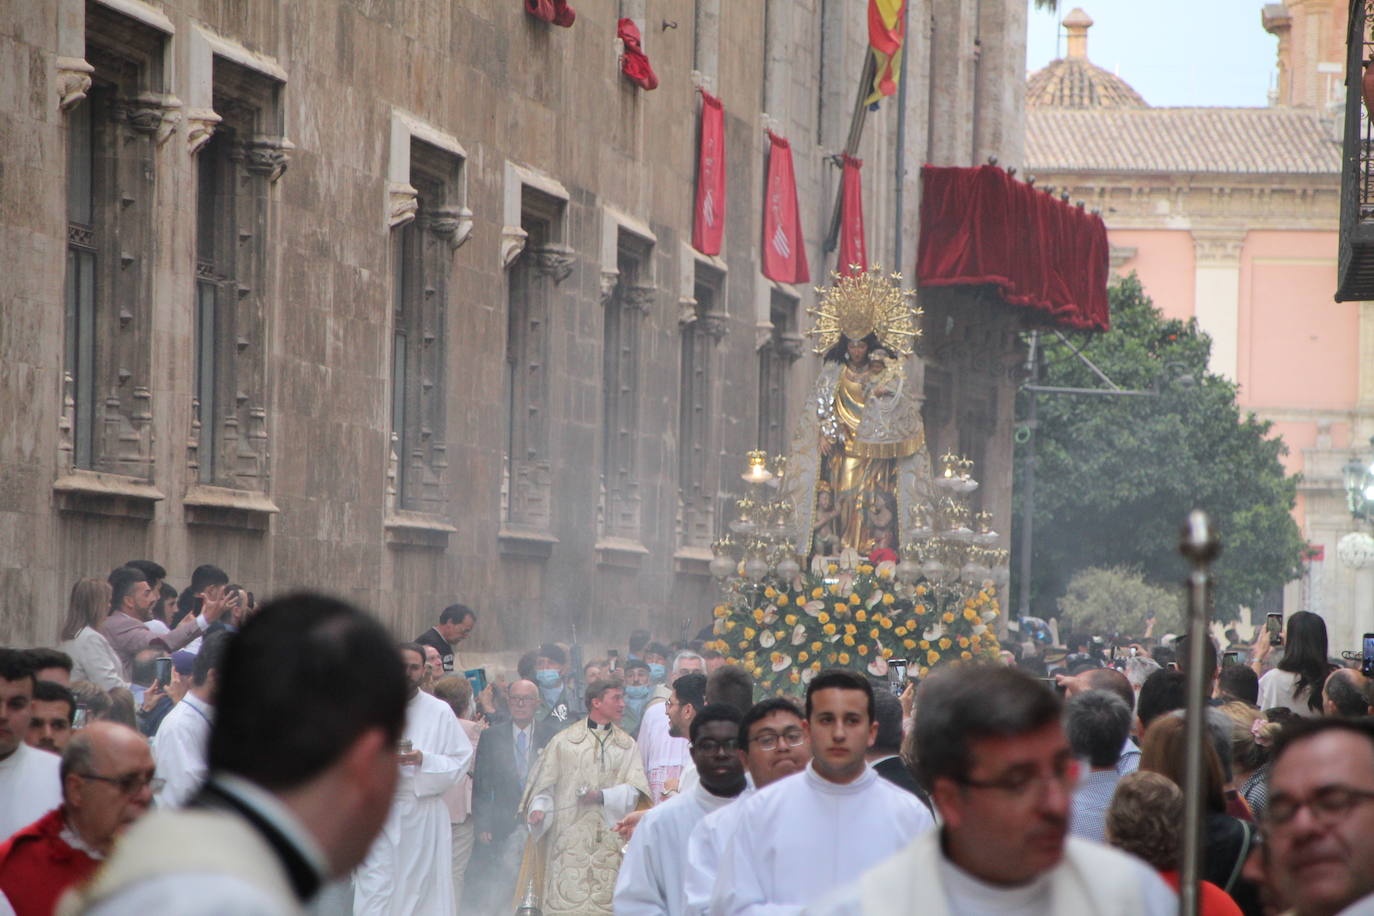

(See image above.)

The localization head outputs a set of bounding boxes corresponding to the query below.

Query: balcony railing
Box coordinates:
[1337,0,1374,300]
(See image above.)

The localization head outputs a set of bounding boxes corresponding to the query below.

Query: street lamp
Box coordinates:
[1342,439,1374,521]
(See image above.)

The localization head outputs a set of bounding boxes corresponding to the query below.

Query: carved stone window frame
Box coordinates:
[756,282,803,460]
[383,111,471,549]
[596,207,657,567]
[499,163,572,559]
[53,0,178,520]
[182,27,289,531]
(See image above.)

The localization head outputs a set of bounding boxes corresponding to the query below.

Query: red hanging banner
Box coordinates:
[762,131,809,284]
[692,91,727,256]
[618,19,659,90]
[837,154,867,277]
[525,0,575,27]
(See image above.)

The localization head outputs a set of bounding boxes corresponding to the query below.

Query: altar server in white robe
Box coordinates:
[0,651,60,839]
[683,698,811,916]
[710,670,933,915]
[355,643,473,916]
[809,664,1175,916]
[615,705,747,915]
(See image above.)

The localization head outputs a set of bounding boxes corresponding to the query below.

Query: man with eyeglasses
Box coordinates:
[710,669,934,914]
[812,664,1174,916]
[0,722,155,915]
[1262,717,1374,916]
[614,704,747,915]
[682,697,811,916]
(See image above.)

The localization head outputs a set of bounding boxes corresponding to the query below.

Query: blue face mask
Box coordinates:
[534,669,562,688]
[624,684,653,701]
[647,663,667,682]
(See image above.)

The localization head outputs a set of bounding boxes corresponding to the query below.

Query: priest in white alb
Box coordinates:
[710,671,933,915]
[517,678,650,915]
[683,697,812,916]
[614,704,748,915]
[354,643,473,916]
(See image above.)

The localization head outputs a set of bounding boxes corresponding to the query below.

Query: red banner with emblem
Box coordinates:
[762,131,809,284]
[692,91,726,256]
[837,154,867,278]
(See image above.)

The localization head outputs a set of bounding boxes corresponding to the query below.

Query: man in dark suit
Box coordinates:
[867,689,932,812]
[466,679,556,913]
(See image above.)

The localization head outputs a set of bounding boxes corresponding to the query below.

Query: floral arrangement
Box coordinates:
[706,549,1003,696]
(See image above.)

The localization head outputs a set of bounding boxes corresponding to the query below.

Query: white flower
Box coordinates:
[760,630,777,648]
[791,624,808,645]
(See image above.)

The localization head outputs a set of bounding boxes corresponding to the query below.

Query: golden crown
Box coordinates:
[805,267,922,357]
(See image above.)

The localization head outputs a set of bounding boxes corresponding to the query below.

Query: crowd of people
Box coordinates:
[2,563,1374,916]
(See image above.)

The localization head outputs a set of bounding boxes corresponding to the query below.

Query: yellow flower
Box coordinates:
[895,626,908,637]
[857,644,869,656]
[713,605,728,618]
[858,564,874,574]
[829,583,841,595]
[970,636,982,649]
[789,671,801,684]
[927,649,939,665]
[881,647,893,658]
[838,652,851,664]
[915,585,927,596]
[964,608,978,622]
[942,612,956,624]
[812,587,824,599]
[843,635,855,647]
[785,614,798,626]
[915,604,928,616]
[833,603,849,616]
[778,594,790,607]
[845,623,858,636]
[849,593,861,606]
[869,628,880,640]
[744,627,757,639]
[958,636,970,648]
[919,665,930,676]
[798,651,809,662]
[961,651,973,660]
[919,640,930,650]
[764,587,777,599]
[811,661,822,670]
[724,621,736,631]
[855,609,868,622]
[882,593,895,606]
[822,623,837,636]
[939,637,952,650]
[827,563,838,574]
[737,640,749,649]
[903,638,916,650]
[770,651,785,665]
[811,641,823,652]
[727,657,738,665]
[775,629,786,641]
[817,611,831,624]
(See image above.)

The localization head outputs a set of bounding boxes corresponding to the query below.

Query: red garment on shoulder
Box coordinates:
[0,807,100,916]
[1159,870,1244,916]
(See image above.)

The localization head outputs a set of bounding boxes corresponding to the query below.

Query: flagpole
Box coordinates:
[824,53,877,254]
[893,0,911,273]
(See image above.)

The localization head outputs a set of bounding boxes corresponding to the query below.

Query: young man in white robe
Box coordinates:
[682,697,811,916]
[710,669,935,915]
[354,642,473,916]
[810,665,1176,916]
[0,651,61,840]
[614,704,747,915]
[638,653,706,802]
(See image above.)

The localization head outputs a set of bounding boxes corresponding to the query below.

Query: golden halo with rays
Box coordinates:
[805,267,922,357]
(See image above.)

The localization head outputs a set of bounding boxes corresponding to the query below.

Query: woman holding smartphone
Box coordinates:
[1252,611,1330,716]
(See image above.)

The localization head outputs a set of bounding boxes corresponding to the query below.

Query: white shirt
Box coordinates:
[0,743,61,839]
[614,780,741,916]
[1258,668,1317,716]
[711,763,935,914]
[684,786,756,916]
[154,692,215,807]
[639,701,691,804]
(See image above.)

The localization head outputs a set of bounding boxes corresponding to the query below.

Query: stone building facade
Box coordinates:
[1027,5,1374,649]
[1,0,1030,653]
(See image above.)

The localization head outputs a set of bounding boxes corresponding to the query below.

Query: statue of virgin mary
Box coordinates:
[779,271,935,562]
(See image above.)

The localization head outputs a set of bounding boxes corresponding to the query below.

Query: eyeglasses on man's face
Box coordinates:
[78,769,163,796]
[1264,784,1374,829]
[752,728,805,751]
[957,756,1080,801]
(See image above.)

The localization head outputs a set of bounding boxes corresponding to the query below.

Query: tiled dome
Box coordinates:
[1026,8,1149,110]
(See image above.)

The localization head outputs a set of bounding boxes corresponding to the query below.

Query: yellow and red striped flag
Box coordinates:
[866,0,906,105]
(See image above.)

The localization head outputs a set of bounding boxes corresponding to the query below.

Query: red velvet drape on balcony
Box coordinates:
[916,164,1110,331]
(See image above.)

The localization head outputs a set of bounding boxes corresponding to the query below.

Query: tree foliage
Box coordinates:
[1013,275,1304,622]
[1057,566,1183,638]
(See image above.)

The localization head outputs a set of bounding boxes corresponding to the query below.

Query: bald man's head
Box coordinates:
[1081,667,1135,715]
[1324,668,1372,718]
[62,722,155,856]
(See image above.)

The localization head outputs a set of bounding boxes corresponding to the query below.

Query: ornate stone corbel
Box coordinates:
[501,226,529,268]
[186,109,221,155]
[777,333,806,362]
[56,57,94,112]
[388,182,418,228]
[429,205,474,250]
[124,94,183,148]
[697,312,730,341]
[599,270,620,306]
[677,297,699,327]
[531,244,575,283]
[244,137,294,182]
[624,284,656,314]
